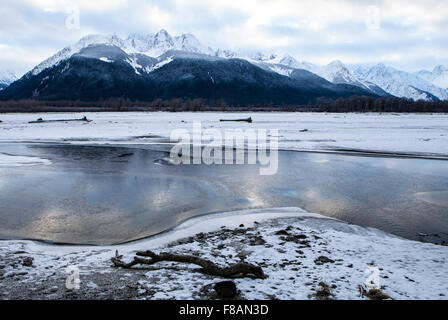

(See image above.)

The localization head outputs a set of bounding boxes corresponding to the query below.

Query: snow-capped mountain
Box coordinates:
[416,65,448,89]
[125,30,215,57]
[247,54,387,96]
[29,30,214,76]
[17,29,378,97]
[1,36,375,104]
[0,70,18,90]
[4,29,447,102]
[294,60,389,96]
[23,29,382,92]
[351,63,448,101]
[278,58,448,101]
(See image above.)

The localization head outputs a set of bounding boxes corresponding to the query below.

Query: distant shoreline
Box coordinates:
[1,95,448,113]
[1,108,448,114]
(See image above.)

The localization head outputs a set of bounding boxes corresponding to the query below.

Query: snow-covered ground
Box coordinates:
[1,112,447,300]
[0,208,446,300]
[1,112,447,158]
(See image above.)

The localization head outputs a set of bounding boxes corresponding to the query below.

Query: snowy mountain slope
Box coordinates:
[124,30,215,57]
[260,57,388,97]
[416,65,448,89]
[28,34,128,76]
[27,30,214,77]
[72,44,159,75]
[313,61,389,96]
[406,86,440,101]
[0,70,18,90]
[351,63,448,101]
[262,58,441,100]
[214,49,239,59]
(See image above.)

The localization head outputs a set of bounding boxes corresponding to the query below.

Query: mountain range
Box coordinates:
[1,29,447,104]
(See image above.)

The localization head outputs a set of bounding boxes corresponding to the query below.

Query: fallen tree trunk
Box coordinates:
[111,250,266,279]
[28,116,91,124]
[219,117,252,123]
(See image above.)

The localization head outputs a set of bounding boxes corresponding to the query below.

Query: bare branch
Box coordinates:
[111,250,266,279]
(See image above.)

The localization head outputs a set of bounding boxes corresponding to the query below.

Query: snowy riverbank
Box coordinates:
[1,208,446,300]
[1,112,448,158]
[1,113,447,299]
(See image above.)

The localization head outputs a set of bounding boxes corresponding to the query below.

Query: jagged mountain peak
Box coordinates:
[156,28,170,37]
[366,63,398,76]
[77,33,124,48]
[372,63,389,72]
[153,29,173,45]
[0,70,18,84]
[416,64,448,89]
[0,70,18,90]
[125,30,211,55]
[326,60,352,74]
[324,61,356,81]
[215,49,238,59]
[28,30,216,76]
[352,62,448,100]
[278,54,301,68]
[327,60,345,67]
[251,52,278,62]
[433,65,447,74]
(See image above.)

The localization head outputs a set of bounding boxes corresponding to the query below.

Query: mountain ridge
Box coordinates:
[351,63,447,101]
[2,29,447,102]
[1,43,377,105]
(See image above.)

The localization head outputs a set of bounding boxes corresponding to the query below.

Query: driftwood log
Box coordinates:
[111,250,266,279]
[28,116,91,124]
[219,117,252,123]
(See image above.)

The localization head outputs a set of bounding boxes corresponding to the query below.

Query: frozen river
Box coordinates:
[0,142,447,245]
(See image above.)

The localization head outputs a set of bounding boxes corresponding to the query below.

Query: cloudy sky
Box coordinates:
[1,0,447,76]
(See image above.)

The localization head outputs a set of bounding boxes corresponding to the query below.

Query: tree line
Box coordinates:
[0,96,447,113]
[315,96,448,113]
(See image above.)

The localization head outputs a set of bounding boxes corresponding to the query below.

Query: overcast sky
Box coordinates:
[1,0,447,75]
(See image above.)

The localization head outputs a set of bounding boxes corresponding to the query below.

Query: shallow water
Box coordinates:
[0,143,447,245]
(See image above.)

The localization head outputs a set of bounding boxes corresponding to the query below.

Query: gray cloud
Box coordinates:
[0,0,446,75]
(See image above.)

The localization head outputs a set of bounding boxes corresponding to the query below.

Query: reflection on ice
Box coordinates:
[0,143,448,245]
[416,191,448,207]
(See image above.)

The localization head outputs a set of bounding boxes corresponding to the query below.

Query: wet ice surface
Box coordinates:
[0,209,447,300]
[1,112,448,156]
[0,143,447,245]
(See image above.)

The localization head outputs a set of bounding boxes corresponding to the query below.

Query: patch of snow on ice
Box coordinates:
[0,153,51,167]
[1,112,448,157]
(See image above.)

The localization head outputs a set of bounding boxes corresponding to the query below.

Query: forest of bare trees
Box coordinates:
[315,96,448,113]
[0,96,447,113]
